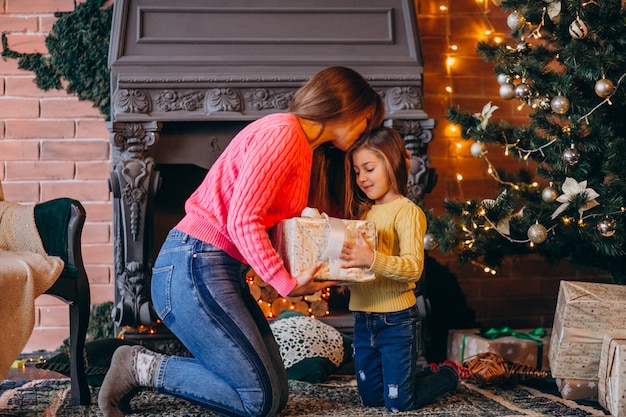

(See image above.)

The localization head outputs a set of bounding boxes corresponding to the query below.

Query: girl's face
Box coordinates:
[352,148,400,204]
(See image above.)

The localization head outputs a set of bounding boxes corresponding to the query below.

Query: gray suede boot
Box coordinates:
[98,345,163,417]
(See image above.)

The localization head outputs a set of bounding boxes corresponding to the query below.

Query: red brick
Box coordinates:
[76,161,111,180]
[3,34,48,54]
[0,140,40,160]
[41,179,110,201]
[82,242,113,265]
[90,284,115,305]
[0,181,40,202]
[0,16,38,32]
[40,15,57,32]
[22,328,68,354]
[76,119,110,138]
[37,305,69,327]
[6,120,75,138]
[82,222,110,244]
[40,139,109,161]
[6,76,67,97]
[40,97,103,118]
[85,264,113,286]
[82,201,113,222]
[0,97,40,117]
[5,161,74,180]
[6,0,75,13]
[0,58,23,75]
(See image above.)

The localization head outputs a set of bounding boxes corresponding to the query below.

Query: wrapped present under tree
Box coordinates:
[549,281,626,380]
[448,327,550,370]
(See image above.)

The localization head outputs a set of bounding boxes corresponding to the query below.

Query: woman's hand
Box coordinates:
[289,262,342,296]
[340,232,374,269]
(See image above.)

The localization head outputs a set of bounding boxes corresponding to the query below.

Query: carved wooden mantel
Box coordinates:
[108,0,436,345]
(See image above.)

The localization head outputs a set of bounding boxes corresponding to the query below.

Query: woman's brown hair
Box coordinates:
[289,66,385,215]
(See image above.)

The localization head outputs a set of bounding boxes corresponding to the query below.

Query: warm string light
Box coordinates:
[529,7,548,39]
[471,260,497,275]
[578,72,626,123]
[581,207,626,221]
[247,270,331,318]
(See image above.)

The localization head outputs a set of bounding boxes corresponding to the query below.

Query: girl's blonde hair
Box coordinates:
[345,127,409,219]
[289,66,385,216]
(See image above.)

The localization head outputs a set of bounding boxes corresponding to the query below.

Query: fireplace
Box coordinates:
[108,0,436,349]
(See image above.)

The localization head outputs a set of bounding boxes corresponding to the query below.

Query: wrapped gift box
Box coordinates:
[598,331,626,416]
[555,378,598,400]
[549,281,626,380]
[272,209,377,283]
[447,327,550,370]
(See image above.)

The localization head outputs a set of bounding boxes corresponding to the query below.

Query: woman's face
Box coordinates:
[327,115,370,151]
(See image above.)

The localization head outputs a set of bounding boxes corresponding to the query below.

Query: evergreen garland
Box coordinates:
[1,0,112,118]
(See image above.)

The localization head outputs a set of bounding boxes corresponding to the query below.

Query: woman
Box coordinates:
[98,66,385,417]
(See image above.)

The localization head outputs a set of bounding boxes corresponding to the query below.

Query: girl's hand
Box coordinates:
[340,232,375,269]
[289,262,342,296]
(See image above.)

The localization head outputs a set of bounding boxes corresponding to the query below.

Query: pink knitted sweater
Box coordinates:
[175,113,312,296]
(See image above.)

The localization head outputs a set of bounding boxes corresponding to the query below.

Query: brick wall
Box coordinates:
[1,0,611,353]
[1,0,113,352]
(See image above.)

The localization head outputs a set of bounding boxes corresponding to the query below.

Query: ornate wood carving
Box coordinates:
[108,121,161,328]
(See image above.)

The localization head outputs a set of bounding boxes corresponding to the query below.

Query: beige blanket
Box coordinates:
[0,200,64,381]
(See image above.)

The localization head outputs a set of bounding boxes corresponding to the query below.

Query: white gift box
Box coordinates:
[598,331,626,416]
[271,208,377,283]
[549,280,626,380]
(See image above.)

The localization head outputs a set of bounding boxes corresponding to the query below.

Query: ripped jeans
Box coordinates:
[352,307,457,412]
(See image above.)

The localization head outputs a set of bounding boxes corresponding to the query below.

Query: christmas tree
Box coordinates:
[427,0,626,282]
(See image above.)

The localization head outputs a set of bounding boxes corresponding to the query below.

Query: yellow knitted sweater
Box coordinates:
[348,196,426,313]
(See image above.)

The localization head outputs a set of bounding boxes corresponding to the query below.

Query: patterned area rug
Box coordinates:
[0,377,610,417]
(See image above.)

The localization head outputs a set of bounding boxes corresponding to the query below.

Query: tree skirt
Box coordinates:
[0,377,609,417]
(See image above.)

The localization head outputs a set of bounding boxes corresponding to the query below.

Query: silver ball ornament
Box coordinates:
[423,233,439,251]
[527,223,548,244]
[595,78,616,99]
[499,83,516,100]
[569,17,589,39]
[561,145,580,166]
[497,73,509,85]
[541,186,558,203]
[470,142,485,158]
[597,217,617,237]
[550,95,570,114]
[507,10,527,31]
[514,83,532,99]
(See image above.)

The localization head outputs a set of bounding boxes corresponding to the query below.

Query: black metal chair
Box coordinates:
[35,198,91,405]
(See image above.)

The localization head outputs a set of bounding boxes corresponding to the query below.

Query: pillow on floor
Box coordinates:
[270,310,352,383]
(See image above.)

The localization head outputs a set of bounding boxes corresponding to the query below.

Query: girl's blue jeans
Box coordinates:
[150,230,288,417]
[352,307,458,412]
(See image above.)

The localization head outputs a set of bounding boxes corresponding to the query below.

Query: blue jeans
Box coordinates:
[151,230,288,417]
[352,307,457,412]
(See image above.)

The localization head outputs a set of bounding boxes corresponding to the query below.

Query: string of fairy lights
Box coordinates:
[431,0,626,274]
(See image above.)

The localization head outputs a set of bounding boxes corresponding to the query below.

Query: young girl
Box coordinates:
[341,127,460,412]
